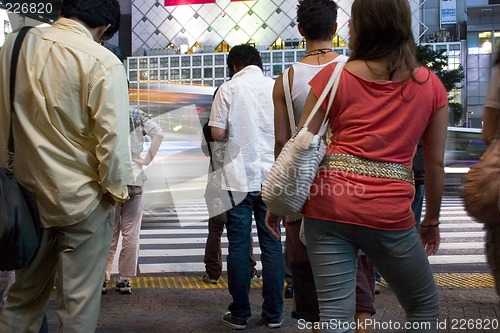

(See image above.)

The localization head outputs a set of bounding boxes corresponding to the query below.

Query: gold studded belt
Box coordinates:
[320,154,414,184]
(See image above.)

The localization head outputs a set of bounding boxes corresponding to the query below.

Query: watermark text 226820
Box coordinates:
[5,2,53,15]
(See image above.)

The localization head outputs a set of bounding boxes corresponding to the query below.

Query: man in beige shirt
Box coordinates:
[0,0,131,332]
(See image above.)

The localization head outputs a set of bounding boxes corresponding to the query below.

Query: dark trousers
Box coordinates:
[204,212,257,279]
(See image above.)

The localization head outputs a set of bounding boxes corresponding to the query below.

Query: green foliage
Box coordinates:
[416,45,465,125]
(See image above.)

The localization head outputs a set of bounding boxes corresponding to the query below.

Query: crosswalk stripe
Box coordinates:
[108,196,490,275]
[438,242,484,250]
[140,236,284,246]
[440,231,484,238]
[439,223,481,228]
[428,255,485,265]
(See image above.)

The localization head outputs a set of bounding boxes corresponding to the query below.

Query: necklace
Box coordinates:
[304,48,332,57]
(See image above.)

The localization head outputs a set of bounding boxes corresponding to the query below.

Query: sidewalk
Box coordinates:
[1,273,499,332]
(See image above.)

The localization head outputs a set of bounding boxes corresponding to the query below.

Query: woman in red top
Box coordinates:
[299,0,448,331]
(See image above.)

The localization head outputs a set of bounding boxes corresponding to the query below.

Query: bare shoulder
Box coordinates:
[343,60,367,75]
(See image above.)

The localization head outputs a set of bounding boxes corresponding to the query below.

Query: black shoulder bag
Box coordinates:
[0,26,42,271]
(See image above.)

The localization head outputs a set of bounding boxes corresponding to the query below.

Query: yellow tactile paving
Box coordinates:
[108,273,493,290]
[434,273,495,288]
[377,273,494,289]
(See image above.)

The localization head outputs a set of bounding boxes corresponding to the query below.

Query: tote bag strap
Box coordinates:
[301,61,345,136]
[282,67,297,135]
[8,26,33,173]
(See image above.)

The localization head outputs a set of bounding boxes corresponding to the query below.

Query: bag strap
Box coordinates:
[204,120,236,207]
[8,26,33,173]
[282,67,296,135]
[301,61,345,136]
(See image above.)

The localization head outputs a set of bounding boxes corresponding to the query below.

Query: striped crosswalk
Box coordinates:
[425,197,486,266]
[109,196,487,275]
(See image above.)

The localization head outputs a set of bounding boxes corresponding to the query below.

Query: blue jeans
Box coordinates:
[304,217,440,333]
[225,191,284,322]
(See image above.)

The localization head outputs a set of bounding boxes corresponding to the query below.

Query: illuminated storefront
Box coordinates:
[0,8,12,47]
[2,0,500,127]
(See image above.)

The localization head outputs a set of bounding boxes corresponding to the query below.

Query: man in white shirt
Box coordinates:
[209,44,284,329]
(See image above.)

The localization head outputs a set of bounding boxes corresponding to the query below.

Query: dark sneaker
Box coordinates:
[222,312,247,330]
[102,281,107,295]
[375,281,381,294]
[202,274,218,284]
[116,279,132,294]
[267,318,284,329]
[259,317,284,329]
[284,285,293,299]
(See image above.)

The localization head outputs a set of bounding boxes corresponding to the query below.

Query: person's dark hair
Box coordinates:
[226,44,263,77]
[348,0,418,80]
[495,47,500,66]
[297,0,338,41]
[61,0,121,40]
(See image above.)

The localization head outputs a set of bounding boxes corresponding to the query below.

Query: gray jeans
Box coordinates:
[303,217,440,333]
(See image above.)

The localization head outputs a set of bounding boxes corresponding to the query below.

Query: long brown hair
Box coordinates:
[348,0,418,80]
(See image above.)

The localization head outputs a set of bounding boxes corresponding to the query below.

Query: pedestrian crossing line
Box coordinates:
[439,206,467,210]
[138,252,487,273]
[428,254,485,265]
[139,245,274,258]
[105,273,495,290]
[140,229,211,235]
[138,239,483,256]
[139,238,282,246]
[440,216,479,221]
[438,242,484,250]
[438,223,482,229]
[440,231,484,238]
[130,197,489,274]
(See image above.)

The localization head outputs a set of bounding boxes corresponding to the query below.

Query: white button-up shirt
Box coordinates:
[209,65,275,192]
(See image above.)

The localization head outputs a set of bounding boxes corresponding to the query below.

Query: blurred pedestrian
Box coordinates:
[210,44,284,329]
[104,106,164,294]
[299,0,448,331]
[0,0,131,331]
[481,47,500,299]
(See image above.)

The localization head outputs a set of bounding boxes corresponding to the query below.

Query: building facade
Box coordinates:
[1,0,499,127]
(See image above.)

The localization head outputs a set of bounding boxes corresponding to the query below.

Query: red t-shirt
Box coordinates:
[302,64,448,230]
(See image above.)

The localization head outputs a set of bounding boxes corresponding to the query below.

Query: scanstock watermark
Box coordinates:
[265,165,368,198]
[297,318,499,331]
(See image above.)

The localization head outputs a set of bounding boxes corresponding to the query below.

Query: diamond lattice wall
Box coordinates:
[132,0,422,55]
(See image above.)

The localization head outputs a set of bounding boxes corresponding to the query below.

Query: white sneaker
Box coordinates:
[251,274,262,283]
[116,279,131,294]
